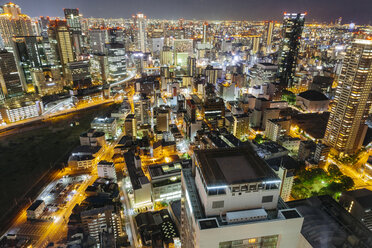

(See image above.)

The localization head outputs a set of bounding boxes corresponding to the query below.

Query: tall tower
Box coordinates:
[134,13,147,52]
[0,2,34,48]
[64,8,83,56]
[265,21,274,51]
[48,20,75,74]
[202,22,208,44]
[252,36,260,54]
[324,39,372,154]
[277,13,305,88]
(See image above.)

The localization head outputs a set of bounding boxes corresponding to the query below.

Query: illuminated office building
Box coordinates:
[106,43,126,82]
[89,28,108,54]
[324,39,372,154]
[265,21,274,51]
[38,16,50,38]
[187,56,196,77]
[0,2,34,48]
[66,60,92,89]
[278,13,305,87]
[252,36,261,54]
[0,49,24,99]
[64,8,83,56]
[12,36,47,90]
[134,13,147,52]
[48,20,75,73]
[181,147,304,248]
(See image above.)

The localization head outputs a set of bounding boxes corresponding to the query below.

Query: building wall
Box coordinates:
[195,167,280,216]
[194,217,304,248]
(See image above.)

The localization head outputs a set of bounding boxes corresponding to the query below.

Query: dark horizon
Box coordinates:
[8,0,372,24]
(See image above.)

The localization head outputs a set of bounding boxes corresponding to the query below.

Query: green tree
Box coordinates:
[328,164,342,178]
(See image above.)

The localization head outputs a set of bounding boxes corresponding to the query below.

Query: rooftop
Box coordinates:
[298,90,329,101]
[194,147,279,186]
[287,195,372,248]
[91,117,116,124]
[341,189,372,209]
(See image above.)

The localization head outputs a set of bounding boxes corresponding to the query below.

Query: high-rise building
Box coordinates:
[265,21,274,51]
[187,56,196,77]
[66,60,92,89]
[277,13,306,88]
[181,147,304,248]
[64,8,83,56]
[134,13,147,52]
[89,28,108,54]
[12,36,47,90]
[324,39,372,154]
[48,20,75,72]
[0,49,24,99]
[38,16,50,38]
[252,36,260,54]
[202,22,208,44]
[106,43,126,82]
[0,2,34,48]
[64,8,81,33]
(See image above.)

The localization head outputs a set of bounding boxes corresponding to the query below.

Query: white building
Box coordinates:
[91,117,117,139]
[181,147,304,248]
[97,160,117,181]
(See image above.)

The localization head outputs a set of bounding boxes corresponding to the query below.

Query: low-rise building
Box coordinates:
[91,117,117,139]
[97,161,117,181]
[68,145,104,169]
[265,118,291,142]
[296,90,330,112]
[79,129,106,147]
[0,96,43,123]
[27,200,45,219]
[149,160,191,203]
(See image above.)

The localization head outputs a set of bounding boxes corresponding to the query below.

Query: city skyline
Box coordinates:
[11,0,372,24]
[0,1,372,247]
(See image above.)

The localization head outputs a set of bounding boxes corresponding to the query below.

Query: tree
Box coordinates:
[328,164,342,178]
[281,90,296,105]
[254,134,264,144]
[340,175,354,190]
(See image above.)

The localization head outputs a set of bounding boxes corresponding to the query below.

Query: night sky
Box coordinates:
[10,0,372,24]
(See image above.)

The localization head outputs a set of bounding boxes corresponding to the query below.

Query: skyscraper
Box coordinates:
[187,56,196,77]
[48,20,75,73]
[265,20,274,51]
[0,49,24,99]
[252,36,261,54]
[64,8,81,33]
[134,13,147,52]
[324,39,372,154]
[64,8,83,56]
[12,36,47,90]
[202,22,208,44]
[106,43,126,82]
[277,13,306,88]
[0,2,34,48]
[89,28,108,54]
